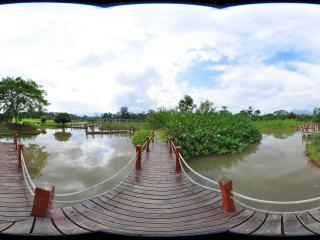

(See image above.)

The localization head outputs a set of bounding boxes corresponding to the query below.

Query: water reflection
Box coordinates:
[260,127,297,139]
[23,143,49,176]
[187,130,320,206]
[54,130,72,142]
[13,129,135,195]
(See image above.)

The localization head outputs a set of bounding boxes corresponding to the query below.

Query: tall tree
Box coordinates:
[54,112,71,126]
[0,77,49,123]
[178,95,196,112]
[197,100,215,114]
[119,106,130,119]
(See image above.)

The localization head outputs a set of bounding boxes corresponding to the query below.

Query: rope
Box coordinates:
[53,150,137,204]
[231,190,320,205]
[180,159,221,193]
[20,152,35,196]
[179,153,219,186]
[232,197,320,214]
[54,151,138,197]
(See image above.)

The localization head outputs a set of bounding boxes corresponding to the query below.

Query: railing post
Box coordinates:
[218,176,235,213]
[175,146,181,172]
[167,135,170,144]
[136,145,142,170]
[169,137,173,153]
[146,137,150,152]
[152,129,154,143]
[13,132,18,150]
[31,182,55,217]
[18,144,23,169]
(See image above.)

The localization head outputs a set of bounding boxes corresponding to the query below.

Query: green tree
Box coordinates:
[196,100,215,114]
[178,95,196,112]
[314,107,320,122]
[54,112,71,126]
[40,117,47,124]
[220,106,230,113]
[0,77,49,123]
[119,106,130,119]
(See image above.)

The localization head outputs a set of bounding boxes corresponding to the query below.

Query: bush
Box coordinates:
[54,112,71,126]
[131,129,152,146]
[146,109,174,129]
[166,112,262,158]
[40,117,47,124]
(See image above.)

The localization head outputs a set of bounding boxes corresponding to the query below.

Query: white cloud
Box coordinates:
[0,3,320,114]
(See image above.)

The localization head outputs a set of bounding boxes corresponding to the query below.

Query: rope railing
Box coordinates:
[167,134,320,213]
[52,135,151,204]
[20,152,36,196]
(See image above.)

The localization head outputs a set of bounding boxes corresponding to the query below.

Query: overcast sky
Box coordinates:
[0,3,320,115]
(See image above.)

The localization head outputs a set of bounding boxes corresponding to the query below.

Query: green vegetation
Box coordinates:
[131,129,152,146]
[147,104,262,158]
[306,133,320,166]
[100,121,146,131]
[0,77,49,123]
[54,112,71,127]
[254,119,301,132]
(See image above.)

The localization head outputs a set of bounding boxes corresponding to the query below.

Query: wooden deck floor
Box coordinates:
[0,141,320,236]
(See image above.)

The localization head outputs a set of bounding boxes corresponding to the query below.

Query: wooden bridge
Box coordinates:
[1,133,320,236]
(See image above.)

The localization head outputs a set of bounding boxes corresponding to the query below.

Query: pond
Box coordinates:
[186,128,320,212]
[0,128,135,206]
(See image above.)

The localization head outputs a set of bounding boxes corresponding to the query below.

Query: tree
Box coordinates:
[54,112,71,126]
[313,107,320,122]
[178,95,196,112]
[220,106,230,113]
[254,109,261,116]
[119,106,130,119]
[196,100,215,114]
[248,106,254,117]
[40,117,47,124]
[0,77,49,123]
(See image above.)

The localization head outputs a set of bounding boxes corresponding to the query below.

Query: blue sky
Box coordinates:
[0,3,320,115]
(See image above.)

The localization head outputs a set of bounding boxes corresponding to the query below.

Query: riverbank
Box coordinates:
[0,122,42,135]
[306,133,320,166]
[254,119,301,131]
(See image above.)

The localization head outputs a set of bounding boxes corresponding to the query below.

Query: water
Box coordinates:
[0,128,135,204]
[187,128,320,212]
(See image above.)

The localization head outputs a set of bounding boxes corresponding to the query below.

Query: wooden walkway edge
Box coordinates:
[0,141,320,236]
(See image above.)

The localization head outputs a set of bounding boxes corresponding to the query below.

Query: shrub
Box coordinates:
[131,129,152,146]
[166,112,261,158]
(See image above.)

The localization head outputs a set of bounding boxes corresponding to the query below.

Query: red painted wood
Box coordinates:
[218,177,235,213]
[136,145,142,170]
[18,144,23,169]
[175,147,181,172]
[31,183,55,217]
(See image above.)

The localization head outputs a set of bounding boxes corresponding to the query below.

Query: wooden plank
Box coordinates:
[296,212,320,234]
[2,217,34,234]
[253,213,282,235]
[229,209,255,228]
[282,213,313,236]
[31,217,61,235]
[231,212,267,234]
[50,208,89,235]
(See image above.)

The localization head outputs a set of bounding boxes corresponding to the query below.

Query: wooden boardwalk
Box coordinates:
[1,140,320,236]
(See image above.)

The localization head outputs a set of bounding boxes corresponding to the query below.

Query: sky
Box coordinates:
[0,3,320,115]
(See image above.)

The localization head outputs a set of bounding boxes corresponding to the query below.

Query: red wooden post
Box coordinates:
[146,137,150,152]
[13,132,18,150]
[169,137,173,153]
[31,182,55,217]
[218,176,235,213]
[136,145,142,170]
[18,144,24,169]
[152,129,155,143]
[175,146,181,172]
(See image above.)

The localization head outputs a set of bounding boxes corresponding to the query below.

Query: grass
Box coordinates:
[155,128,168,142]
[254,119,301,131]
[21,118,88,129]
[306,133,320,166]
[100,121,147,130]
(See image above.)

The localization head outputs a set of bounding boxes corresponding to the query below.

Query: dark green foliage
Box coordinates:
[146,108,173,128]
[178,95,196,112]
[166,112,262,158]
[40,117,47,124]
[131,129,152,146]
[0,77,49,123]
[54,112,71,126]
